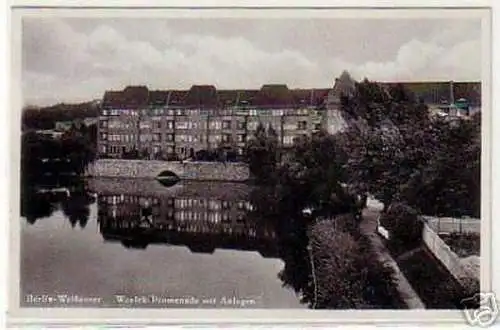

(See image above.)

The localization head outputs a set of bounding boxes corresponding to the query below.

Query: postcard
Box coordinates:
[6,2,495,328]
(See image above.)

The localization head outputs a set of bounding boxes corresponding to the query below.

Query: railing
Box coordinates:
[421,216,480,235]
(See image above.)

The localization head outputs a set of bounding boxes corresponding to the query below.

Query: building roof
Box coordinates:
[382,81,481,105]
[102,86,149,108]
[148,90,169,106]
[253,84,295,108]
[235,90,259,106]
[292,88,330,107]
[216,90,239,108]
[166,90,188,106]
[184,85,218,108]
[101,75,480,109]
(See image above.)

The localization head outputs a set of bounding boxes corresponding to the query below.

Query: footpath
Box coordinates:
[359,201,426,309]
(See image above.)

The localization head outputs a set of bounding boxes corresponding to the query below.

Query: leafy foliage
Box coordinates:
[379,202,423,253]
[245,122,280,185]
[339,79,480,218]
[22,102,99,130]
[309,220,402,309]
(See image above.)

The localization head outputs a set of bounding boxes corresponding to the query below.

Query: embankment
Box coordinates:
[85,159,250,182]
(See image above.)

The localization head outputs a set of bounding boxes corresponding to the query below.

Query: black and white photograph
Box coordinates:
[6,3,495,327]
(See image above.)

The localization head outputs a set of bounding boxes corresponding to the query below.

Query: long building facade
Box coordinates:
[97,72,359,160]
[97,72,480,160]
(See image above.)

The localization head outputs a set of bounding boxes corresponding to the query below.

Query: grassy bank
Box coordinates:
[308,218,405,309]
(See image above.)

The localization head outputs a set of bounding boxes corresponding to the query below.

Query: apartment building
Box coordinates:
[97,71,478,159]
[98,83,331,160]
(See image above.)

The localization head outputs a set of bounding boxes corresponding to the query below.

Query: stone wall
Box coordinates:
[85,159,250,182]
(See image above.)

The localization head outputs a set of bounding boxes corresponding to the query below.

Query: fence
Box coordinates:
[421,216,480,235]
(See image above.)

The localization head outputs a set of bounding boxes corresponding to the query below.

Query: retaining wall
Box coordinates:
[422,222,480,286]
[85,159,250,182]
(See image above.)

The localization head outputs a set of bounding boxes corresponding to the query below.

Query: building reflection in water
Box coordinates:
[96,182,278,258]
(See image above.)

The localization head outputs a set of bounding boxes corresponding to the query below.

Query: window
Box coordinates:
[176,109,185,116]
[237,134,245,142]
[139,134,152,142]
[176,122,189,129]
[153,133,161,142]
[222,134,231,142]
[298,121,308,130]
[222,120,231,129]
[284,135,294,145]
[210,121,222,130]
[153,121,161,129]
[153,146,160,154]
[99,120,108,128]
[100,133,108,140]
[165,133,174,142]
[209,200,221,210]
[167,109,175,116]
[166,121,174,129]
[139,121,151,129]
[237,147,244,155]
[100,145,107,153]
[237,121,246,130]
[209,135,221,142]
[108,119,122,129]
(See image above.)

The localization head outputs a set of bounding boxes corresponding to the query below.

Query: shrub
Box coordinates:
[309,220,402,309]
[379,202,423,253]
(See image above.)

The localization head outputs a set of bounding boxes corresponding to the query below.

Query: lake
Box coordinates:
[20,178,305,309]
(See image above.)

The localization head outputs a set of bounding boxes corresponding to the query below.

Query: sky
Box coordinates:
[21,16,484,106]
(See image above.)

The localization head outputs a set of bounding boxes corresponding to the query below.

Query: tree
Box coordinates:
[401,114,480,217]
[280,130,357,218]
[245,122,280,184]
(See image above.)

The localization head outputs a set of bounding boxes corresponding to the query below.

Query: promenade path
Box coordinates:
[359,200,426,309]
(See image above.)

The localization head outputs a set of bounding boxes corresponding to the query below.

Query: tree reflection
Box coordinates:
[246,185,315,306]
[21,188,58,225]
[61,185,92,229]
[21,128,96,227]
[21,177,93,228]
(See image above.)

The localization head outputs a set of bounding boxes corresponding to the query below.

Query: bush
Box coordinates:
[379,202,423,253]
[309,220,402,309]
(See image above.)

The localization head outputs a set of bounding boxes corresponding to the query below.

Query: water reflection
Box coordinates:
[21,177,310,308]
[21,178,95,227]
[97,190,278,257]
